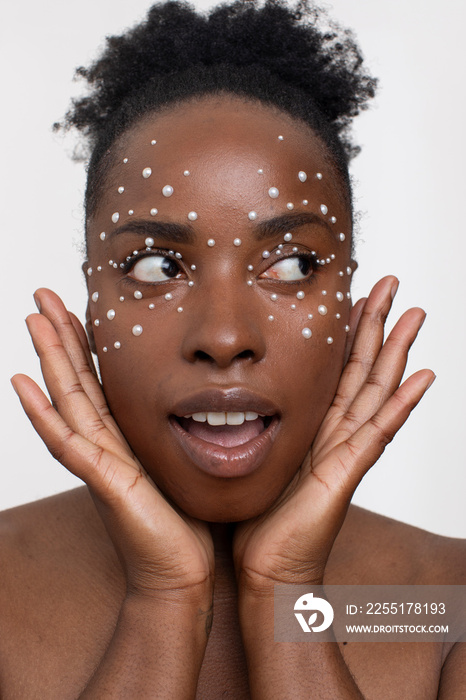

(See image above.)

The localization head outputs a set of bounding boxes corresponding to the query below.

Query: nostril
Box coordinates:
[194,350,213,362]
[237,349,254,360]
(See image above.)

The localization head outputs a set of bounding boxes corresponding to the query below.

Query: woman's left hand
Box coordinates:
[233,275,435,593]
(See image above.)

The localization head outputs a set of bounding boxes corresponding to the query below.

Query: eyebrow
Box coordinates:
[108,211,333,245]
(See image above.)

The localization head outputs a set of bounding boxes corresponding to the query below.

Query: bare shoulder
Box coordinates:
[330,504,466,585]
[0,488,124,696]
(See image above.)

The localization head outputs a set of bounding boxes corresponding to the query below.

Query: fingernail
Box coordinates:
[426,374,436,390]
[33,293,41,313]
[390,279,399,300]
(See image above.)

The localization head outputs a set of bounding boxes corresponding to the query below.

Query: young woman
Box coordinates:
[3,1,465,697]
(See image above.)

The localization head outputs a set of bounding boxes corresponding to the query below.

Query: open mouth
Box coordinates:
[175,412,274,448]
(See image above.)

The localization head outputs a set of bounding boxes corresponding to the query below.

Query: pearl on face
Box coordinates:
[100,232,106,241]
[150,208,158,216]
[248,211,257,221]
[318,305,327,316]
[128,209,134,215]
[287,203,294,210]
[338,271,344,277]
[177,307,183,313]
[184,170,190,176]
[268,187,279,199]
[188,280,194,287]
[114,341,121,349]
[308,314,313,320]
[142,167,152,179]
[284,232,292,242]
[103,346,108,352]
[336,313,341,319]
[271,294,278,301]
[302,199,308,205]
[165,293,173,301]
[188,211,198,221]
[347,266,352,276]
[298,171,307,182]
[149,303,155,309]
[94,319,100,326]
[207,239,215,247]
[151,139,157,145]
[296,291,305,299]
[302,328,312,339]
[191,264,196,270]
[336,292,344,302]
[330,216,337,224]
[145,237,154,247]
[316,172,323,180]
[320,204,328,215]
[234,238,242,246]
[247,280,253,286]
[258,168,263,174]
[268,315,274,321]
[290,304,296,310]
[322,290,327,296]
[247,265,254,271]
[87,267,93,276]
[345,325,350,332]
[112,212,119,223]
[339,232,345,242]
[118,186,124,194]
[107,309,115,320]
[132,324,143,336]
[97,266,102,272]
[91,292,99,302]
[278,135,284,141]
[327,337,334,344]
[175,252,182,259]
[119,296,125,302]
[134,291,143,299]
[123,158,128,164]
[262,250,270,258]
[162,185,174,197]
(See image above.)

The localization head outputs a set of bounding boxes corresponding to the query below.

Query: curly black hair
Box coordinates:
[57,0,376,225]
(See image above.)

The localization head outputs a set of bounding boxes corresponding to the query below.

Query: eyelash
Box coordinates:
[119,247,322,285]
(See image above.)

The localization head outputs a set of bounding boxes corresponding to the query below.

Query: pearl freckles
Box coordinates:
[164,293,173,301]
[247,280,253,286]
[247,265,254,271]
[114,341,121,349]
[123,158,128,164]
[336,292,344,302]
[91,292,99,302]
[287,203,294,210]
[268,315,274,321]
[87,267,93,277]
[330,216,337,224]
[318,305,327,316]
[302,328,312,339]
[150,208,158,216]
[234,238,242,246]
[188,211,198,221]
[339,233,345,242]
[132,325,143,336]
[284,233,292,242]
[184,170,190,176]
[142,167,152,179]
[327,337,334,344]
[296,291,305,299]
[316,172,323,180]
[162,185,174,197]
[262,250,270,258]
[145,237,154,247]
[149,303,155,309]
[134,291,143,299]
[207,239,215,247]
[128,210,134,215]
[94,319,99,326]
[103,346,108,352]
[191,264,196,270]
[248,211,257,221]
[268,187,279,199]
[278,135,284,141]
[112,212,119,223]
[320,204,328,215]
[298,171,307,182]
[118,186,124,194]
[345,325,350,332]
[177,307,183,313]
[302,200,308,205]
[107,309,115,320]
[271,294,278,301]
[151,139,156,145]
[100,232,106,241]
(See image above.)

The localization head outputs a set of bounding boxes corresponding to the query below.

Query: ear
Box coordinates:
[85,301,98,355]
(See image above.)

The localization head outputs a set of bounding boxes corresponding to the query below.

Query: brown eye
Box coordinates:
[131,255,182,282]
[260,255,313,281]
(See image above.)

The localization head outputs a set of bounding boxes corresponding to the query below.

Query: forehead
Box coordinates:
[88,96,351,240]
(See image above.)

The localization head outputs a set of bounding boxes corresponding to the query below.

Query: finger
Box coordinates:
[314,369,436,496]
[34,289,126,444]
[334,276,399,412]
[342,297,367,366]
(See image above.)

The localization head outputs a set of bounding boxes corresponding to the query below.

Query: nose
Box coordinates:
[180,282,266,368]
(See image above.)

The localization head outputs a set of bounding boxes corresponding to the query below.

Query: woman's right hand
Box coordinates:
[11,288,214,602]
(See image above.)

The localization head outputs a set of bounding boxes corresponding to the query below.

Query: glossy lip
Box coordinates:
[169,388,281,478]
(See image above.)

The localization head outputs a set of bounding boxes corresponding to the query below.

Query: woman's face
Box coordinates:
[85,96,354,521]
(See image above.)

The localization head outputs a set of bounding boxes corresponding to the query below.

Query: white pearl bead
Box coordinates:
[188,281,194,287]
[345,325,350,332]
[302,199,308,205]
[347,292,351,299]
[247,280,253,286]
[320,204,328,215]
[278,135,284,141]
[308,314,313,320]
[184,170,190,176]
[339,271,344,277]
[347,266,352,276]
[339,232,345,241]
[234,238,242,246]
[100,232,106,241]
[119,296,125,302]
[188,211,198,221]
[318,305,327,315]
[145,237,154,247]
[284,233,292,242]
[132,324,143,336]
[287,203,294,210]
[134,291,143,299]
[336,313,341,319]
[97,266,102,272]
[118,186,124,194]
[103,346,108,352]
[123,158,128,164]
[268,187,279,199]
[177,307,183,313]
[111,212,119,223]
[107,309,115,320]
[162,185,173,197]
[316,172,323,180]
[296,291,305,299]
[142,167,152,179]
[150,208,158,216]
[91,292,99,302]
[87,267,93,276]
[165,293,173,301]
[247,265,254,271]
[290,304,296,310]
[302,328,312,338]
[330,216,336,224]
[191,264,196,270]
[268,315,274,321]
[128,209,134,215]
[175,252,182,259]
[248,211,257,221]
[149,303,155,309]
[258,168,263,174]
[151,139,156,145]
[322,290,327,296]
[298,171,307,182]
[207,239,215,247]
[327,337,333,344]
[94,319,99,326]
[293,246,298,252]
[336,292,344,302]
[271,294,277,301]
[114,341,121,349]
[262,250,270,258]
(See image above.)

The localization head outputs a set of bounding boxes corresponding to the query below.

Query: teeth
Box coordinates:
[188,411,262,425]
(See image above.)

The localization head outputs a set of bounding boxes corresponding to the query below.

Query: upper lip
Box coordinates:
[171,388,280,418]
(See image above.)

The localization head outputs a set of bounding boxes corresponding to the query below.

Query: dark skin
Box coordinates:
[6,96,466,698]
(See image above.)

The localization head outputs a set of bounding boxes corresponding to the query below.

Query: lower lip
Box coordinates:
[169,416,281,478]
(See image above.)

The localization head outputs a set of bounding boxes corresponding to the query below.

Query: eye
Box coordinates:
[260,255,314,281]
[130,254,183,282]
